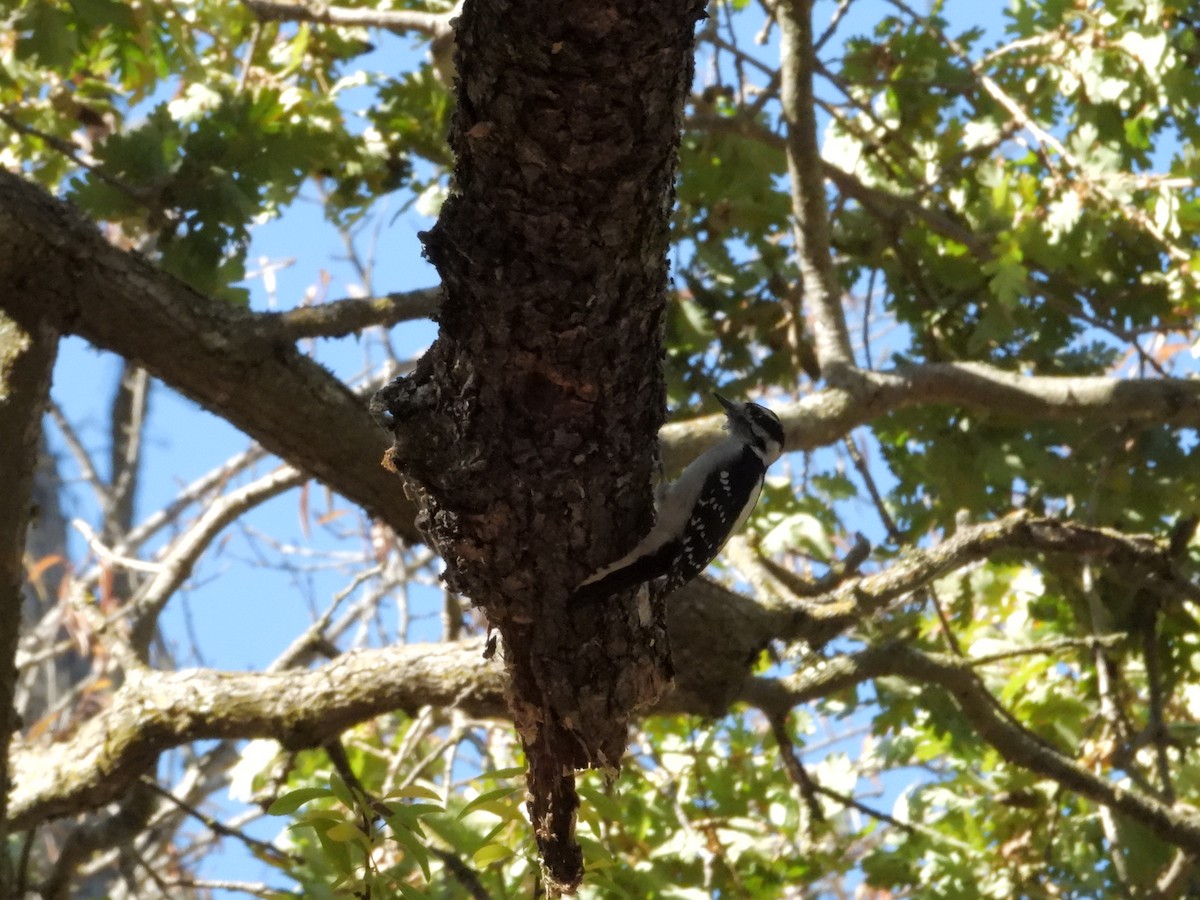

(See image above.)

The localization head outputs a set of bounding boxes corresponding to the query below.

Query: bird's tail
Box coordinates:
[569,541,681,605]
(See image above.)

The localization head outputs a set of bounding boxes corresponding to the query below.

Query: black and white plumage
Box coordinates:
[571,393,785,605]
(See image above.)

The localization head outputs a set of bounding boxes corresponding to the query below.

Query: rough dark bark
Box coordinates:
[372,0,705,888]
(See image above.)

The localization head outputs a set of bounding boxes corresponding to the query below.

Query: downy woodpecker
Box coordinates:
[571,394,785,604]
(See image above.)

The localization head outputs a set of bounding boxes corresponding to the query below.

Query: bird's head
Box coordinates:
[715,393,785,465]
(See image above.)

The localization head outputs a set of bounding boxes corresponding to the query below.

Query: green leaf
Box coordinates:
[325,821,367,843]
[471,843,514,867]
[481,765,526,779]
[328,772,356,809]
[383,783,443,803]
[390,820,431,882]
[456,786,520,821]
[267,787,332,816]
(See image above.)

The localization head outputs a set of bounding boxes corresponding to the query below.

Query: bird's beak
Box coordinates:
[714,393,739,415]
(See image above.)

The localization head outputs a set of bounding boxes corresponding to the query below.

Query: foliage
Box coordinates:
[6,0,1200,897]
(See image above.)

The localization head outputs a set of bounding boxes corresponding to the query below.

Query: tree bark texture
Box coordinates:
[372,0,705,888]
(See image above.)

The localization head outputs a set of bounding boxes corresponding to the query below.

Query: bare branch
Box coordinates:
[258,288,441,342]
[0,171,421,544]
[8,640,505,828]
[119,445,267,556]
[662,362,1200,473]
[104,363,150,541]
[778,0,855,376]
[783,511,1196,646]
[128,465,307,655]
[45,401,110,506]
[241,0,458,38]
[72,519,164,575]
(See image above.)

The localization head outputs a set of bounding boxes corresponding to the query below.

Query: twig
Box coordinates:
[768,714,825,830]
[0,110,147,203]
[809,781,976,854]
[813,0,853,51]
[842,433,900,542]
[71,519,163,574]
[139,777,298,866]
[759,532,870,598]
[162,880,296,899]
[1157,851,1199,898]
[257,288,440,341]
[45,402,109,507]
[120,445,267,556]
[127,466,307,655]
[268,564,383,672]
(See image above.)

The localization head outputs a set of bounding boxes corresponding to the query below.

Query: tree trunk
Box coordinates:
[372,0,705,889]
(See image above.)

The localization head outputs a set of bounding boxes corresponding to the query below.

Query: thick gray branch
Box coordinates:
[770,510,1195,646]
[8,641,505,828]
[661,363,1200,472]
[6,511,1193,855]
[4,172,1200,555]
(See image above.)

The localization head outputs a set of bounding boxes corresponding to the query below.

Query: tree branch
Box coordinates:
[661,361,1200,474]
[127,465,308,656]
[37,783,158,900]
[741,638,1200,857]
[7,170,1200,567]
[778,0,855,377]
[257,288,440,341]
[8,640,506,828]
[8,506,1193,858]
[0,170,421,544]
[889,643,1200,856]
[241,0,457,38]
[779,510,1197,646]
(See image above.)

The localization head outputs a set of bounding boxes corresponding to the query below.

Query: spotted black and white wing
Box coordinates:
[570,396,781,605]
[659,443,767,594]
